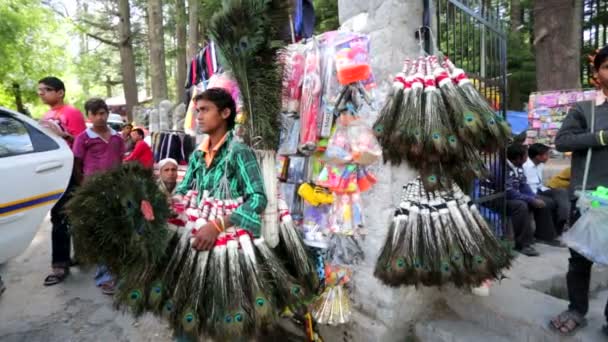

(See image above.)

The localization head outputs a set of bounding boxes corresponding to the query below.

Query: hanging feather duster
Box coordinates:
[392,57,425,162]
[443,56,511,150]
[208,0,289,149]
[253,238,308,310]
[237,231,277,333]
[276,199,319,292]
[374,178,511,288]
[203,236,229,337]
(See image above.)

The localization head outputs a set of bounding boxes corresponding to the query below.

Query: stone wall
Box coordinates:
[318,1,442,341]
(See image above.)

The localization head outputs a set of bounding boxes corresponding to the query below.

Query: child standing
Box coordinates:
[72,98,125,294]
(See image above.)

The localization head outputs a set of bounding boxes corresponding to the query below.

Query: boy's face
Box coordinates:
[595,59,608,90]
[130,131,142,142]
[37,83,64,106]
[88,108,109,128]
[195,99,230,134]
[122,125,132,136]
[537,151,550,164]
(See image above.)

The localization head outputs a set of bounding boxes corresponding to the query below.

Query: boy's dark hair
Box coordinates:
[507,143,528,161]
[38,76,66,97]
[84,98,109,115]
[132,128,145,138]
[594,45,608,71]
[194,87,237,129]
[123,123,133,130]
[528,143,550,159]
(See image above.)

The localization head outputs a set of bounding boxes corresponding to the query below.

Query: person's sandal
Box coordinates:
[44,267,70,286]
[100,280,116,296]
[549,310,587,336]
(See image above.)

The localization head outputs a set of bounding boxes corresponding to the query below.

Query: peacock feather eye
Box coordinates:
[396,258,405,269]
[448,135,457,143]
[432,132,441,140]
[475,255,485,264]
[130,290,141,300]
[184,312,194,323]
[239,37,250,51]
[234,313,243,323]
[224,314,233,324]
[374,125,384,133]
[154,286,162,294]
[291,285,301,296]
[255,297,265,307]
[464,113,475,123]
[413,259,422,269]
[427,175,438,184]
[451,253,462,262]
[164,301,174,312]
[441,262,450,273]
[487,118,496,125]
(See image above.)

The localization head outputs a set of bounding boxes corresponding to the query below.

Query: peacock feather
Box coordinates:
[208,0,289,150]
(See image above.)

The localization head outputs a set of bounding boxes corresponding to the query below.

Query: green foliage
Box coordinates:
[0,0,69,115]
[313,0,339,33]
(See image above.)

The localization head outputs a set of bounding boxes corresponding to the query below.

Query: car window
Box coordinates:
[0,113,59,158]
[0,115,34,157]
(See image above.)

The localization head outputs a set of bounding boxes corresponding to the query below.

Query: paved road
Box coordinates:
[0,216,173,342]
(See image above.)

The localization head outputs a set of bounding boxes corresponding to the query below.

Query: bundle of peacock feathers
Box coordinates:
[65,163,172,284]
[208,0,288,150]
[373,53,511,191]
[374,178,512,288]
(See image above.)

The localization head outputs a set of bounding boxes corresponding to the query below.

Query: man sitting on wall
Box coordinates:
[523,143,570,236]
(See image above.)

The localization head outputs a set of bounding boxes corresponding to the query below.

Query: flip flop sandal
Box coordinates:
[100,281,116,296]
[44,268,69,286]
[549,310,587,336]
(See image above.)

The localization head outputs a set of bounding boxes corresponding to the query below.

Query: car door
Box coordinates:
[0,108,73,264]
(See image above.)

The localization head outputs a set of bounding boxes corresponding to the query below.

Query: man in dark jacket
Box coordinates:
[505,144,557,256]
[550,45,608,336]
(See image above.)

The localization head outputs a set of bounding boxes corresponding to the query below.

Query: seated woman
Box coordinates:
[157,158,179,198]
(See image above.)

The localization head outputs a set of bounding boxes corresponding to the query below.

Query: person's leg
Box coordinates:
[533,195,557,241]
[567,249,594,316]
[547,188,571,235]
[506,200,533,249]
[50,177,75,268]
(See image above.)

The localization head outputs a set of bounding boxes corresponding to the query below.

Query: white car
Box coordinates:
[0,107,73,264]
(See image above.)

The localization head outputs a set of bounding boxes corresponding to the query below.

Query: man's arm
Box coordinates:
[229,147,268,236]
[124,141,143,162]
[505,170,535,203]
[555,103,604,152]
[175,151,200,195]
[72,133,86,185]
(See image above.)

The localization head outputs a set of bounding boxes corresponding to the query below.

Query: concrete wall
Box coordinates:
[318,1,442,341]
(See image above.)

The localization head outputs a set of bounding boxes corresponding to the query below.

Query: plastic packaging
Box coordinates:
[299,40,322,152]
[347,118,382,166]
[561,193,608,265]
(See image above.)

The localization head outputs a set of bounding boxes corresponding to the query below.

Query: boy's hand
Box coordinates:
[192,223,220,251]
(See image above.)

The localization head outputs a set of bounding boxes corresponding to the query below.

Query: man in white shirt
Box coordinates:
[523,143,570,237]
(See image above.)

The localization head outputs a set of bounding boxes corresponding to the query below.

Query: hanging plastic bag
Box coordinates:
[278,113,300,155]
[324,115,352,165]
[347,118,382,166]
[561,193,608,266]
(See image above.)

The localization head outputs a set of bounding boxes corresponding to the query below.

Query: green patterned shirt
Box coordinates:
[175,132,267,236]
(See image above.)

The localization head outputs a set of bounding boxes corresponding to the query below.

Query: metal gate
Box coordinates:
[431,0,509,238]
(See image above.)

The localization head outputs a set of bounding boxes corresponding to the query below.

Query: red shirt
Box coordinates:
[42,104,87,148]
[124,140,154,168]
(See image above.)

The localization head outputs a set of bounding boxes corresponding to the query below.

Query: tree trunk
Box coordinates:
[534,0,582,91]
[175,0,187,103]
[148,0,169,104]
[117,0,139,121]
[510,0,522,32]
[187,0,199,58]
[12,83,27,115]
